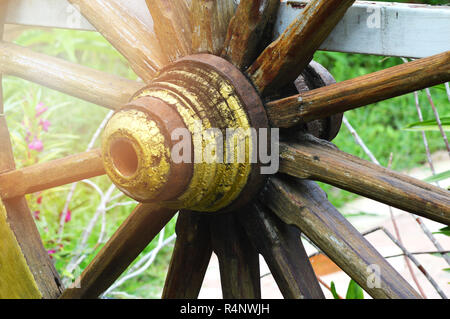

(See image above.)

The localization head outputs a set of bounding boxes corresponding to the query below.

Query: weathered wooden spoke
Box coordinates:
[279,135,450,225]
[146,0,192,62]
[0,149,105,200]
[68,0,167,81]
[221,0,280,69]
[61,204,177,299]
[239,202,324,299]
[267,51,450,127]
[0,116,63,299]
[191,0,237,55]
[261,176,422,299]
[210,213,261,299]
[0,42,143,110]
[247,0,355,95]
[162,211,213,299]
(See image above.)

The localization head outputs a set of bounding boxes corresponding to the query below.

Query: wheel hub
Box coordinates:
[102,54,269,212]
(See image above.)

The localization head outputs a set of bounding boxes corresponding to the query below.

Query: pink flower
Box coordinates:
[36,195,43,204]
[47,249,56,258]
[28,138,44,152]
[59,209,72,223]
[35,102,48,117]
[39,119,51,132]
[33,210,40,220]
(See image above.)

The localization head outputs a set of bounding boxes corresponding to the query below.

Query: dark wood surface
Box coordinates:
[239,202,325,299]
[162,211,212,299]
[266,51,450,127]
[210,212,261,299]
[191,0,236,55]
[247,0,355,96]
[261,176,422,299]
[222,0,280,70]
[278,135,450,225]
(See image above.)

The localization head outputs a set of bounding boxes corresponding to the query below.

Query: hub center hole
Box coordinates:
[110,139,139,177]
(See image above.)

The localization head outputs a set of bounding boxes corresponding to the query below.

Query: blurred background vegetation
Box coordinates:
[2,0,449,298]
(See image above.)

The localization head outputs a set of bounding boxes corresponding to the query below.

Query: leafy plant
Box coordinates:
[345,280,365,299]
[404,117,450,132]
[424,170,450,183]
[330,279,365,299]
[433,226,450,237]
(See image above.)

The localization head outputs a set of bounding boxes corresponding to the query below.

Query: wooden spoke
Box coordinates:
[0,149,105,200]
[0,116,63,298]
[278,135,450,225]
[61,204,177,299]
[247,0,355,96]
[68,0,167,82]
[191,0,237,55]
[210,213,261,299]
[239,202,324,299]
[0,42,143,110]
[267,51,450,127]
[261,176,422,299]
[146,0,192,62]
[221,0,280,69]
[162,211,212,299]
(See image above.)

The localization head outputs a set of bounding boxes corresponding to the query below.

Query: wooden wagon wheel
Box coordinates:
[0,0,449,299]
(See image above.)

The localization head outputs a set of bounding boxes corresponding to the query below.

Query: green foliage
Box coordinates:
[433,226,450,237]
[345,280,365,299]
[424,170,450,183]
[330,282,340,299]
[330,280,365,299]
[405,117,450,132]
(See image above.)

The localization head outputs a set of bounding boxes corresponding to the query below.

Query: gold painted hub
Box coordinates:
[102,108,171,202]
[102,54,268,212]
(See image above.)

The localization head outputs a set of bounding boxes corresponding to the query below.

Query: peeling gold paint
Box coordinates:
[104,59,253,212]
[101,109,171,202]
[0,199,42,299]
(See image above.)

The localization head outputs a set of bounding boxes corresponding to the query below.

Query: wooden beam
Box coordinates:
[5,1,450,59]
[210,213,261,299]
[146,0,192,62]
[261,176,422,299]
[278,136,450,225]
[191,0,237,55]
[266,51,450,128]
[61,204,177,298]
[0,42,143,110]
[221,0,280,69]
[162,211,212,299]
[275,1,450,59]
[247,0,355,96]
[239,202,324,299]
[0,149,105,200]
[67,0,167,82]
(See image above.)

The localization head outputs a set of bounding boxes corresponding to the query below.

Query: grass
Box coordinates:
[2,1,449,298]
